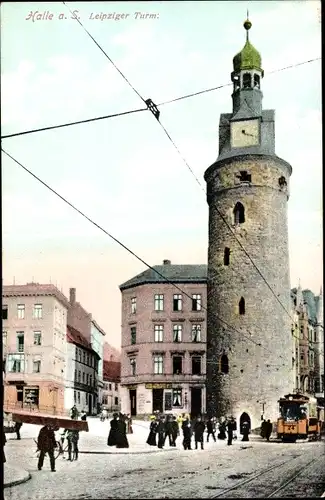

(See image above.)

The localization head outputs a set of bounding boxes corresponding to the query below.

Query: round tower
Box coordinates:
[205,17,293,429]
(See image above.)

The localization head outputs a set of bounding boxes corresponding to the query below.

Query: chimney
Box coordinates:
[163,259,171,265]
[70,288,76,305]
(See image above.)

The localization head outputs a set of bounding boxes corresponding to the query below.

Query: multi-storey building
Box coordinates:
[119,260,207,417]
[91,320,106,410]
[2,283,69,413]
[102,360,121,412]
[65,325,100,415]
[291,285,324,402]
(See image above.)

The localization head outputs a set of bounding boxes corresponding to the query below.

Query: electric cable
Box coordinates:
[61,3,318,331]
[2,147,290,364]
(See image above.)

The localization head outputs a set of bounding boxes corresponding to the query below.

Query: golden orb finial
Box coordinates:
[243,10,252,40]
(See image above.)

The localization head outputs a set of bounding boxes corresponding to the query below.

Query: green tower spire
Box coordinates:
[233,14,263,73]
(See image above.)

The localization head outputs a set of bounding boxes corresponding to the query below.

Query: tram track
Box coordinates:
[209,453,325,498]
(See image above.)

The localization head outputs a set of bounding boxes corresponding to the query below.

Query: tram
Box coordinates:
[277,393,323,442]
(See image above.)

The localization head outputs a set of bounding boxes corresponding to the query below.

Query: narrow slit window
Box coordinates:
[234,202,245,224]
[254,74,260,89]
[224,247,230,266]
[220,355,229,374]
[239,297,246,315]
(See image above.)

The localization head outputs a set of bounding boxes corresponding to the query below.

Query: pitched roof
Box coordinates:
[302,289,317,323]
[119,263,208,291]
[67,325,100,357]
[103,360,121,382]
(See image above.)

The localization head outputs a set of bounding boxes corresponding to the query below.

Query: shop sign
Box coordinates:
[145,383,172,389]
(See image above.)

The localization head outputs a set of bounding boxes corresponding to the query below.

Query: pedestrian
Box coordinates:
[15,422,22,440]
[265,419,273,441]
[157,415,166,449]
[194,416,205,450]
[261,419,267,439]
[126,414,133,434]
[70,405,79,420]
[230,416,237,440]
[2,430,6,463]
[80,410,87,421]
[58,428,66,452]
[171,416,179,447]
[226,418,233,446]
[146,416,158,446]
[182,416,193,450]
[116,414,129,448]
[165,415,173,447]
[37,423,57,472]
[206,417,216,443]
[107,413,119,447]
[218,420,227,440]
[241,421,250,442]
[66,429,79,461]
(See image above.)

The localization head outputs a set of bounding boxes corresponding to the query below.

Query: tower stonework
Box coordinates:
[205,18,293,428]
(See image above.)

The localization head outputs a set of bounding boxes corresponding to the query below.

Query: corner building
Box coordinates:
[119,260,207,417]
[205,18,293,428]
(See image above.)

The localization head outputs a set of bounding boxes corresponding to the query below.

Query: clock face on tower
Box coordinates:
[231,119,260,148]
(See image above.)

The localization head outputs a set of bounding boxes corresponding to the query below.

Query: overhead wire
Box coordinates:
[1,147,289,365]
[50,4,325,342]
[1,58,321,140]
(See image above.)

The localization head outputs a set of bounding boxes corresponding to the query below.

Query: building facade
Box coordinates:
[102,360,121,412]
[65,325,100,415]
[205,18,293,429]
[119,260,207,417]
[2,283,69,413]
[91,320,106,410]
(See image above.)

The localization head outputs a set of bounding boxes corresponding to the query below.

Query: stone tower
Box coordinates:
[204,17,293,429]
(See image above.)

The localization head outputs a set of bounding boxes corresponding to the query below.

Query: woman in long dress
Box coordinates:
[116,415,129,448]
[146,418,158,446]
[107,413,119,446]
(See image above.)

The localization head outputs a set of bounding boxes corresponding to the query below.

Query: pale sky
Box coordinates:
[1,1,322,349]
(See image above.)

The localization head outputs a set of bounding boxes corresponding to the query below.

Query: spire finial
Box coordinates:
[243,10,252,41]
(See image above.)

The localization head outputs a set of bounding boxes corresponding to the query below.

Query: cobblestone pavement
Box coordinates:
[4,422,325,499]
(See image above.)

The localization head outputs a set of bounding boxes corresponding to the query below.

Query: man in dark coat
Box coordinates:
[182,417,193,450]
[206,417,216,442]
[194,416,205,450]
[265,420,273,441]
[157,416,166,449]
[227,418,233,446]
[165,415,173,447]
[218,420,227,440]
[261,419,267,439]
[107,413,119,447]
[170,416,179,447]
[37,424,57,472]
[15,422,22,440]
[241,421,250,442]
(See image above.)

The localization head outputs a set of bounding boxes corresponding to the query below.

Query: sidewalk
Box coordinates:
[3,464,31,488]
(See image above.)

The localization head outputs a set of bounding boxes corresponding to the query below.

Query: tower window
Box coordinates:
[224,247,231,266]
[234,202,245,224]
[239,297,246,315]
[278,176,287,189]
[233,75,240,91]
[220,354,229,374]
[254,74,260,89]
[243,73,251,88]
[239,171,251,183]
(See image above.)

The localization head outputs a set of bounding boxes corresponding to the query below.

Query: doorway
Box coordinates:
[152,389,164,413]
[129,389,137,416]
[191,388,202,418]
[88,394,92,415]
[239,412,251,434]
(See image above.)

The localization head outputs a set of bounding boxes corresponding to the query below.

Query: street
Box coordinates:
[4,420,325,499]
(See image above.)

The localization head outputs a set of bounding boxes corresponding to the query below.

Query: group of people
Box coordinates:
[145,414,252,450]
[107,413,131,448]
[260,419,273,441]
[36,423,80,472]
